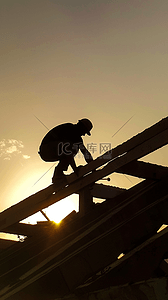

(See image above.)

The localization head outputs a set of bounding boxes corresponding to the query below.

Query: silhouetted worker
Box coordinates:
[38,118,93,183]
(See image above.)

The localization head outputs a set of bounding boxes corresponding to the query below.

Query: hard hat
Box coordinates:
[78,118,93,135]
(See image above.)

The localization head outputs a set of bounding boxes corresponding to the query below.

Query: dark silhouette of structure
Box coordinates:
[38,119,93,182]
[1,116,168,299]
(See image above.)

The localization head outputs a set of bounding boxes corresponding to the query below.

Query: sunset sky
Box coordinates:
[0,0,168,227]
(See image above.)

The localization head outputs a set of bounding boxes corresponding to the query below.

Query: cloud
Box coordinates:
[0,139,30,160]
[6,145,18,154]
[22,154,31,159]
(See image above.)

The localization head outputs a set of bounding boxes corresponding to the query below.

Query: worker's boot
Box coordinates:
[52,166,68,185]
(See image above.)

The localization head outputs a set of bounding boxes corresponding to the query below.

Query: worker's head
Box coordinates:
[77,118,93,136]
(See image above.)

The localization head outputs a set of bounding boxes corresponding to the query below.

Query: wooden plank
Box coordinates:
[79,115,168,176]
[116,160,168,180]
[76,226,168,294]
[76,278,168,300]
[108,225,168,284]
[91,183,125,199]
[0,185,55,230]
[0,118,168,231]
[2,223,39,236]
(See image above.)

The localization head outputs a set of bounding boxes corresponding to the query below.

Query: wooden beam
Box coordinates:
[76,226,168,293]
[0,185,55,230]
[79,185,94,216]
[0,239,17,251]
[2,223,39,236]
[116,160,168,180]
[78,115,168,176]
[0,118,168,231]
[91,183,125,199]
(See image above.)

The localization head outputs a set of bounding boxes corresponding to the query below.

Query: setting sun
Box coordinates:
[21,194,79,225]
[44,194,79,224]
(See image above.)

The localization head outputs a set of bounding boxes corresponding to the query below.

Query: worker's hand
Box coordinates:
[85,153,93,164]
[86,157,93,164]
[80,144,93,164]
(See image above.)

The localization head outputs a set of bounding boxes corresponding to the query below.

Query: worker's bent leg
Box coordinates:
[53,155,78,177]
[52,157,72,183]
[53,161,66,177]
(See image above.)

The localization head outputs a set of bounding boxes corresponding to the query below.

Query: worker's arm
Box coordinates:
[68,156,79,175]
[79,144,93,163]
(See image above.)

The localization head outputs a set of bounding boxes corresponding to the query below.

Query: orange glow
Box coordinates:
[21,194,79,225]
[45,195,79,224]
